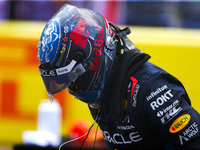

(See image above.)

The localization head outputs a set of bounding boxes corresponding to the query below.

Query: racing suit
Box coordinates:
[93,62,200,150]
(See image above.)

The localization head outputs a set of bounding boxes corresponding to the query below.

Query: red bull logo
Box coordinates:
[70,15,92,50]
[89,25,104,71]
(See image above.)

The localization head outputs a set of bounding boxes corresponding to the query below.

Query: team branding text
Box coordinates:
[89,25,104,71]
[169,114,191,133]
[150,89,173,110]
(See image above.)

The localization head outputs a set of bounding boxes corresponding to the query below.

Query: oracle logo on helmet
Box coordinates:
[39,70,56,77]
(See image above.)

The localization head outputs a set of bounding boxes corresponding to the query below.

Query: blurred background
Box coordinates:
[0,0,200,150]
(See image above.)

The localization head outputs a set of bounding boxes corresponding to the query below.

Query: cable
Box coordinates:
[78,111,100,150]
[93,125,99,150]
[58,111,99,150]
[78,120,96,150]
[58,131,88,150]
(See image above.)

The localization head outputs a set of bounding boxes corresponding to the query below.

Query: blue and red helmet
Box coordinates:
[37,4,117,104]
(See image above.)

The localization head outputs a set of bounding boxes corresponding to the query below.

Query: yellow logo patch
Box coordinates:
[169,114,191,133]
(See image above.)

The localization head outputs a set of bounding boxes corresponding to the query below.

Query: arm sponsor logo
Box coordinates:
[169,114,191,133]
[156,99,182,125]
[150,89,173,110]
[179,122,199,145]
[146,85,168,101]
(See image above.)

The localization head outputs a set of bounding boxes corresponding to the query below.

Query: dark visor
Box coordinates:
[39,60,86,94]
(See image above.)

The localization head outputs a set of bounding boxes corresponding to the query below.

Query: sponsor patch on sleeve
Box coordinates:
[179,121,199,145]
[169,114,191,133]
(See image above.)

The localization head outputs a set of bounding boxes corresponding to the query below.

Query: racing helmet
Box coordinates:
[37,4,117,104]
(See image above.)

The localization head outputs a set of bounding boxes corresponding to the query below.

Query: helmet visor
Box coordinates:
[39,60,86,94]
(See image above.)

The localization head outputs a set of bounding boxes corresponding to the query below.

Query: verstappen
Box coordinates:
[37,4,200,150]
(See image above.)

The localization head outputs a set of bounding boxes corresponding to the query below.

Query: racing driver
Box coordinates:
[37,4,200,150]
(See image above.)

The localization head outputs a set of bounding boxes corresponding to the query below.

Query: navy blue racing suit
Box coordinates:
[95,62,200,150]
